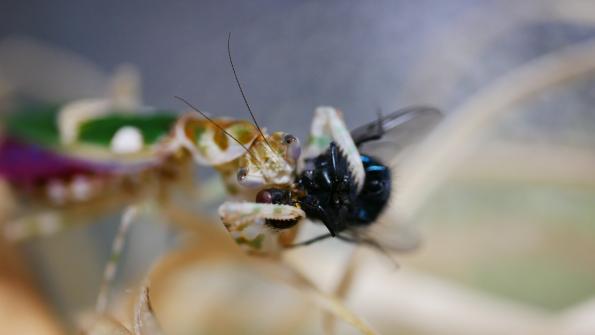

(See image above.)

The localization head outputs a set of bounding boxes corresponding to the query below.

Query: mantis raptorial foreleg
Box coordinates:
[302,106,365,191]
[218,202,305,253]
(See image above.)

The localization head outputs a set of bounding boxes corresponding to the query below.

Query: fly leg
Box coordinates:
[337,233,399,268]
[290,232,359,248]
[302,106,365,192]
[298,194,337,236]
[287,233,334,248]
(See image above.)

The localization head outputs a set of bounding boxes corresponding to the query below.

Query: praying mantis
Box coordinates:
[0,37,441,323]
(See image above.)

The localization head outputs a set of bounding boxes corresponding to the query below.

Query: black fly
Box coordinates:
[255,106,442,252]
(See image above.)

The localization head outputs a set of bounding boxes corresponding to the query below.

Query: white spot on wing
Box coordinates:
[110,126,144,154]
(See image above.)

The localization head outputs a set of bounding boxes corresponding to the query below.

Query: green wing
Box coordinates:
[77,112,178,147]
[3,104,179,163]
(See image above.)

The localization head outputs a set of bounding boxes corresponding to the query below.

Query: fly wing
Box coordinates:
[345,217,421,253]
[345,106,442,253]
[351,106,443,161]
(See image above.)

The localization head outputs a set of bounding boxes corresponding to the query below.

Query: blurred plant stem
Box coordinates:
[395,36,595,223]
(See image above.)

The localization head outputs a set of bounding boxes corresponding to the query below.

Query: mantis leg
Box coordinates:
[302,106,365,191]
[218,202,305,253]
[95,205,139,314]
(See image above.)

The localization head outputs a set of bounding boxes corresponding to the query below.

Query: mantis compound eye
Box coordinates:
[237,168,264,188]
[283,134,301,164]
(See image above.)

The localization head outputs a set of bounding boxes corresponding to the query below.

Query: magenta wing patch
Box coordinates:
[0,137,110,187]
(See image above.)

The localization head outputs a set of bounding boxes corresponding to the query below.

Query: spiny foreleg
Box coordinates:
[303,107,365,191]
[218,202,305,253]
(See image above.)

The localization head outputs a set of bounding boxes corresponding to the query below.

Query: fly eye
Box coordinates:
[368,180,384,194]
[283,134,301,163]
[237,168,264,188]
[256,190,273,203]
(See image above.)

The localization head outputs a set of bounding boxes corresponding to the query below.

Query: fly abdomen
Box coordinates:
[355,154,391,225]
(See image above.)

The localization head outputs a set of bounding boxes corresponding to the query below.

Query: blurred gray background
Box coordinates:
[5,0,595,138]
